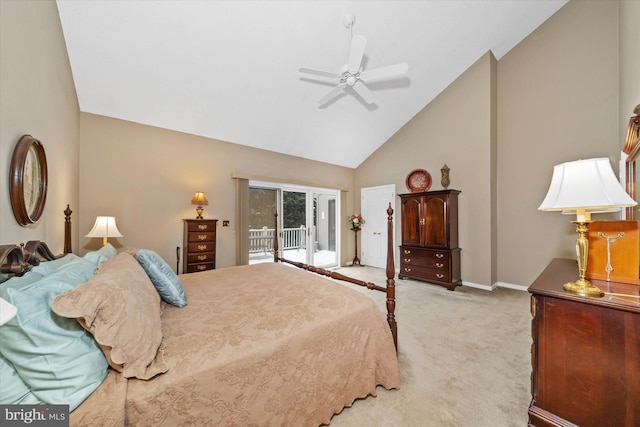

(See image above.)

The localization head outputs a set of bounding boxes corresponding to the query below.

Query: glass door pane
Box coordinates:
[313,192,338,267]
[282,190,308,264]
[248,187,278,264]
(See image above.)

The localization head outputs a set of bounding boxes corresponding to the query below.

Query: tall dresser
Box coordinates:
[398,189,461,290]
[182,219,217,274]
[528,258,640,427]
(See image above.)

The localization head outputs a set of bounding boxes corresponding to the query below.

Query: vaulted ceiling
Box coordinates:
[56,0,568,168]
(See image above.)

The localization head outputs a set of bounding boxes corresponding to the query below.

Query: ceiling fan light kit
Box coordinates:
[299,14,408,107]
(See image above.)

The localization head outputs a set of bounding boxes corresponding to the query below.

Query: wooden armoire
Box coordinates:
[398,189,461,290]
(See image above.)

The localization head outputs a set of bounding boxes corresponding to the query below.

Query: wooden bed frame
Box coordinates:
[0,204,398,348]
[274,203,397,349]
[0,205,73,280]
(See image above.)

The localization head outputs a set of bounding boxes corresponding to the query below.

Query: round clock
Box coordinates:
[9,135,48,226]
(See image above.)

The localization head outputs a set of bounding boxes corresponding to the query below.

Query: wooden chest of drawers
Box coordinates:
[398,189,461,290]
[399,246,461,290]
[182,219,217,274]
[528,258,640,426]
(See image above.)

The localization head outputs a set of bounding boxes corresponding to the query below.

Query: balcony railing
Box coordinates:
[249,226,306,254]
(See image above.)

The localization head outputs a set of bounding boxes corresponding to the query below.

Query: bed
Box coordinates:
[0,205,399,426]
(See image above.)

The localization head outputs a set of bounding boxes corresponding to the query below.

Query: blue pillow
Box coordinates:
[134,249,187,307]
[83,243,117,265]
[0,353,43,405]
[0,264,107,410]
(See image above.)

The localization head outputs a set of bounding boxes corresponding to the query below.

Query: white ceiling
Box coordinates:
[56,0,568,168]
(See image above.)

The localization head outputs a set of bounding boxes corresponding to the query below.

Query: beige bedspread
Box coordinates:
[71,262,399,426]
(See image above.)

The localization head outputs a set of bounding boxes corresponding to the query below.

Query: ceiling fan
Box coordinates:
[299,15,408,107]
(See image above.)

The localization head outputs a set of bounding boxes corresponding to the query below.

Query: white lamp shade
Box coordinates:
[85,216,124,238]
[538,158,637,216]
[0,297,17,326]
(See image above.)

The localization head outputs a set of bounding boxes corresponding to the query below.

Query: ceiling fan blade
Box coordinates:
[352,81,376,105]
[347,35,366,73]
[299,68,340,80]
[360,62,409,82]
[318,84,346,105]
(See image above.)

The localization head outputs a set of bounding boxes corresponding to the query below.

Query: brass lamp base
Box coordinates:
[563,278,604,298]
[195,205,204,219]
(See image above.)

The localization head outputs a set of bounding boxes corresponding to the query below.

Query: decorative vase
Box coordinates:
[440,164,450,189]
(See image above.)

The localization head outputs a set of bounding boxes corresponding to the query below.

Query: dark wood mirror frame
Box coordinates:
[9,135,48,226]
[622,105,640,220]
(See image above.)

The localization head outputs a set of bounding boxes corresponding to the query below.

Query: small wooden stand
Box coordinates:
[586,220,640,285]
[351,227,362,266]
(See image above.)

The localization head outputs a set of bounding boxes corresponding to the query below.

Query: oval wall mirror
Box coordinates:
[9,135,48,226]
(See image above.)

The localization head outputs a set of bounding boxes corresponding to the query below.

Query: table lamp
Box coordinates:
[191,192,208,219]
[85,216,123,246]
[538,158,638,297]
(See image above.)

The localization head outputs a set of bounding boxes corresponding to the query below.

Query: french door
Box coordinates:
[249,182,339,267]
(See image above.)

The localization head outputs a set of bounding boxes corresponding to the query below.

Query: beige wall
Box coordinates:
[497,0,620,286]
[355,52,496,288]
[79,113,354,269]
[620,0,640,143]
[0,0,80,252]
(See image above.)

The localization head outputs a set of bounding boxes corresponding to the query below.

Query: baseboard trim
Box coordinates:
[495,281,529,292]
[461,280,529,292]
[461,281,495,291]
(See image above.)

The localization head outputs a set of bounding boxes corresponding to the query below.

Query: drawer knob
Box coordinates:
[197,244,208,251]
[197,255,207,261]
[403,267,411,272]
[436,253,444,258]
[436,273,444,279]
[197,224,208,230]
[197,234,207,240]
[436,262,444,268]
[197,265,207,271]
[404,258,411,263]
[403,249,411,254]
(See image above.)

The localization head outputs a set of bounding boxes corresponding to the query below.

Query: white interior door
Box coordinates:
[361,185,395,268]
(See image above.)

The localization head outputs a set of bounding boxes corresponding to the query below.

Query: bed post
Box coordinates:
[64,205,72,254]
[386,203,397,350]
[273,212,279,263]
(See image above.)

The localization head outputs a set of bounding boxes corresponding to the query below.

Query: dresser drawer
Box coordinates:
[187,241,215,253]
[401,247,450,263]
[185,262,215,273]
[401,253,450,269]
[399,264,451,283]
[187,231,216,243]
[186,221,216,232]
[187,251,215,263]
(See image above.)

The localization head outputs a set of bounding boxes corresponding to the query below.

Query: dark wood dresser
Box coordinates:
[528,258,640,427]
[398,189,461,290]
[182,219,217,274]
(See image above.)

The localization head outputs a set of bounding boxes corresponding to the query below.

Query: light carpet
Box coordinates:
[325,266,532,427]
